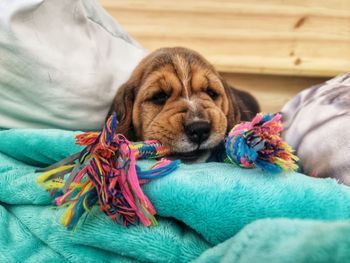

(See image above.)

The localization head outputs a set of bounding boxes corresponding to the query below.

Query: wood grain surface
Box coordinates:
[99,0,350,77]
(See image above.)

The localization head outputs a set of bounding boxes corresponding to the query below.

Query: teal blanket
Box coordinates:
[1,129,350,262]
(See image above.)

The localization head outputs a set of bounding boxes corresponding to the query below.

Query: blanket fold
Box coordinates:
[194,218,350,263]
[1,129,350,262]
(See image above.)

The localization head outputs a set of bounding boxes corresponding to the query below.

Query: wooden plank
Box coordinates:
[99,0,350,77]
[222,73,328,112]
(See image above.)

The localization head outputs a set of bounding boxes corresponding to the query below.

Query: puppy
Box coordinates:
[109,47,260,162]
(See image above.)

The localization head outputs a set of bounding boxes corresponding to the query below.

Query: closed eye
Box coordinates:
[150,91,169,105]
[206,88,218,100]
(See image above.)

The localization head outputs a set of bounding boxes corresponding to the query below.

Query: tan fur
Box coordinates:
[109,47,258,159]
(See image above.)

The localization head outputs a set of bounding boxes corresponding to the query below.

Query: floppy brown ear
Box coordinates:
[222,79,260,131]
[222,81,241,132]
[107,51,158,139]
[108,81,137,139]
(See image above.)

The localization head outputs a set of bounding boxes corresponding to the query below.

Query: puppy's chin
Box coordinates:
[168,149,211,163]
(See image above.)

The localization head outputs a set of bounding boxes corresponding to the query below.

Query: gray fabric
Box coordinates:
[282,73,350,185]
[0,0,147,130]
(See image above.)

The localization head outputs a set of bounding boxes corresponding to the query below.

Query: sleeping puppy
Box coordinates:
[109,47,260,162]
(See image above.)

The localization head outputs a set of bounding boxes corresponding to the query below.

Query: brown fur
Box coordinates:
[109,47,259,161]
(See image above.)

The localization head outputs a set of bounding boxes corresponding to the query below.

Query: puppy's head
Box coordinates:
[110,47,243,162]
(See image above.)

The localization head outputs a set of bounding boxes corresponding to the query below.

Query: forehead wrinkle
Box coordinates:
[191,70,210,92]
[207,72,222,85]
[141,71,163,91]
[141,68,178,94]
[158,73,182,94]
[207,74,225,92]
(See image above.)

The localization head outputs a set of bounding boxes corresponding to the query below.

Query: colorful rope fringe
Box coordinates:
[37,113,179,230]
[225,113,299,174]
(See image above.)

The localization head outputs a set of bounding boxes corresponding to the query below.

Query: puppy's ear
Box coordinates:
[108,80,137,139]
[222,79,260,131]
[108,53,154,139]
[222,80,241,131]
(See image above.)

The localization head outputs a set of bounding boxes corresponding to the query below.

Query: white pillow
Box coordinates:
[0,0,147,130]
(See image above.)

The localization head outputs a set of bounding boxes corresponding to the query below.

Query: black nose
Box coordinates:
[184,121,211,144]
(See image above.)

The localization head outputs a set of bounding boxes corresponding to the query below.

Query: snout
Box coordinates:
[184,121,211,145]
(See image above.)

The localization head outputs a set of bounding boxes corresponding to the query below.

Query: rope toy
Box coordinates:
[37,112,297,230]
[225,113,298,173]
[37,113,179,230]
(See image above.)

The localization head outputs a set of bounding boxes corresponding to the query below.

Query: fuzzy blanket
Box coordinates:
[1,129,350,262]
